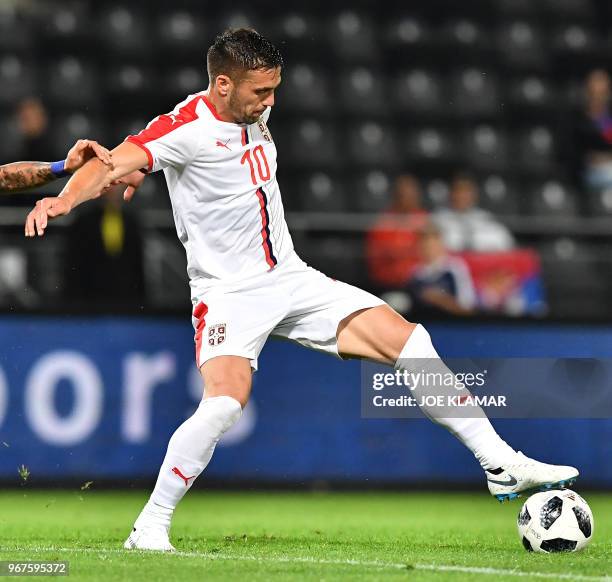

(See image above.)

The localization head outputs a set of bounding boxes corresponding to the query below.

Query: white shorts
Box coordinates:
[191,252,385,370]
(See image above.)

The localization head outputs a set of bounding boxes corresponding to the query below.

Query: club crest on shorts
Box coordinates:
[208,323,226,346]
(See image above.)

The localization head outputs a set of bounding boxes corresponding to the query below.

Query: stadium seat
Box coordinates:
[540,237,609,318]
[216,10,259,33]
[98,6,150,59]
[479,175,520,216]
[393,69,445,117]
[40,4,90,48]
[497,21,549,71]
[551,24,601,74]
[46,57,99,109]
[542,0,594,22]
[161,66,207,102]
[0,55,36,105]
[423,178,450,209]
[0,115,24,162]
[526,181,578,217]
[297,235,364,285]
[112,118,150,145]
[438,18,492,64]
[587,188,612,217]
[156,11,206,62]
[0,7,33,52]
[106,65,155,107]
[513,126,557,176]
[328,11,379,62]
[403,127,456,172]
[338,68,387,116]
[270,12,325,62]
[350,170,392,212]
[495,0,543,18]
[383,16,434,66]
[345,122,398,167]
[462,125,509,172]
[285,119,339,168]
[276,64,331,114]
[297,172,347,213]
[49,113,107,159]
[554,24,599,52]
[451,68,500,117]
[441,19,483,48]
[506,76,557,122]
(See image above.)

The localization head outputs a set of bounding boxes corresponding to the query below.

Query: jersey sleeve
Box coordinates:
[125,96,204,172]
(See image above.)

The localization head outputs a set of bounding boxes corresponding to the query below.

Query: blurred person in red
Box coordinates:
[434,173,514,252]
[366,174,428,287]
[408,222,476,317]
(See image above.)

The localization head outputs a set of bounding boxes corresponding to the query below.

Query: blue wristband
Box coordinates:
[50,160,70,178]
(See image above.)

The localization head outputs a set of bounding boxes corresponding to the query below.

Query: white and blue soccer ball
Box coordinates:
[517,489,594,553]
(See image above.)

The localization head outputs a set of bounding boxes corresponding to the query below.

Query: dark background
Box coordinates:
[1,0,612,319]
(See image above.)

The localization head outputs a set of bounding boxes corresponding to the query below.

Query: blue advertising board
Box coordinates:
[0,317,610,486]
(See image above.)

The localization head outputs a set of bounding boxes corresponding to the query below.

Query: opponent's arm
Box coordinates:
[25,141,148,237]
[0,140,112,193]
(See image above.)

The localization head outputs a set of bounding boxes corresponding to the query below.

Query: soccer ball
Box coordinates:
[517,489,594,553]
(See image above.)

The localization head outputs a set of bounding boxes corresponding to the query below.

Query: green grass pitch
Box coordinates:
[1,490,610,581]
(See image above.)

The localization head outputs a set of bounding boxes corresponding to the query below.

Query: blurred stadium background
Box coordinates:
[0,0,611,491]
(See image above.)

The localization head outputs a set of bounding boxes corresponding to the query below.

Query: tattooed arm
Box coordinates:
[0,139,112,193]
[0,161,55,192]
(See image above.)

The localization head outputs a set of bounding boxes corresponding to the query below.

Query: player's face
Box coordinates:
[229,67,281,124]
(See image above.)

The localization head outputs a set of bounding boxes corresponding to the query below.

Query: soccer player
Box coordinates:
[0,140,111,193]
[24,29,579,552]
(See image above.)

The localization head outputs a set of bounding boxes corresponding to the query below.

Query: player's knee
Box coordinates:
[202,373,251,408]
[373,313,418,363]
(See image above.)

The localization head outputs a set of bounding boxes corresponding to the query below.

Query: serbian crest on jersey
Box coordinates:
[257,117,272,142]
[208,323,227,346]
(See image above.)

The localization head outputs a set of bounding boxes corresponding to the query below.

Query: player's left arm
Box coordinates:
[0,139,112,193]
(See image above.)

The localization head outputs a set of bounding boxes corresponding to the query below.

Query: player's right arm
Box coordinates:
[24,141,148,237]
[25,95,204,237]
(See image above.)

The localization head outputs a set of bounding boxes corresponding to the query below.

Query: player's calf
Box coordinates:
[124,394,242,550]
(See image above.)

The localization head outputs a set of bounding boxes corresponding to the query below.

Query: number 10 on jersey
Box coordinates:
[241,145,271,185]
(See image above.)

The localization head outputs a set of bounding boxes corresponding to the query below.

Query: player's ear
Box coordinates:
[216,75,232,97]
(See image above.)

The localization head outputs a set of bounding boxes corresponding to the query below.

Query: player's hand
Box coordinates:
[109,170,147,202]
[24,196,72,237]
[65,139,113,173]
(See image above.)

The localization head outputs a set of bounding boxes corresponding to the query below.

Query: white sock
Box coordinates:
[396,324,516,470]
[137,395,242,529]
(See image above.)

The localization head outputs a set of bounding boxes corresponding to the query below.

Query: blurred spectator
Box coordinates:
[408,223,476,316]
[64,186,146,310]
[366,174,428,287]
[433,173,515,252]
[16,97,51,162]
[569,69,612,194]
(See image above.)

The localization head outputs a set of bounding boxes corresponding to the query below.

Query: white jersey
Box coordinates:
[126,92,294,297]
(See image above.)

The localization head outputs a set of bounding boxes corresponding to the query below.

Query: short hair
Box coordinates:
[207,28,283,83]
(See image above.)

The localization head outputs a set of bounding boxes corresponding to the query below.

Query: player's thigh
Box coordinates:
[273,269,391,361]
[200,355,253,408]
[336,304,416,365]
